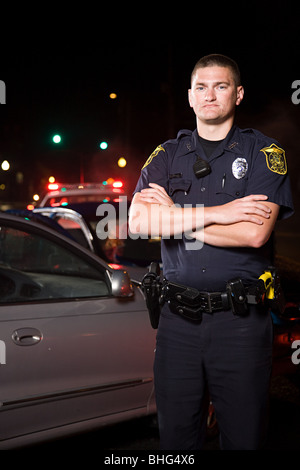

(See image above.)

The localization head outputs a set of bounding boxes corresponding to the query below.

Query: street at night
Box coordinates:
[1,4,300,453]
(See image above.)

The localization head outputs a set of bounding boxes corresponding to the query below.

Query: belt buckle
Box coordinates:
[201,292,223,313]
[199,292,212,313]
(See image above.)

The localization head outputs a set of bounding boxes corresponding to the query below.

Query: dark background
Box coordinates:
[1,4,300,451]
[0,4,299,218]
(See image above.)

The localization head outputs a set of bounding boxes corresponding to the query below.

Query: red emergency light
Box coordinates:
[112,181,123,188]
[48,183,59,191]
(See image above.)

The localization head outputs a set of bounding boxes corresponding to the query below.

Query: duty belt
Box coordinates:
[162,282,230,320]
[141,262,285,328]
[161,277,269,321]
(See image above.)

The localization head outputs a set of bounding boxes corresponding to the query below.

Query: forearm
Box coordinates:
[193,223,261,248]
[193,203,279,248]
[129,186,276,239]
[129,196,206,237]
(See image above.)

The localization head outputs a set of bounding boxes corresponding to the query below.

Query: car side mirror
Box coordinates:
[111,269,134,297]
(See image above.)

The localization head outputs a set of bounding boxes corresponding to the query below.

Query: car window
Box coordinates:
[0,224,109,303]
[54,216,92,250]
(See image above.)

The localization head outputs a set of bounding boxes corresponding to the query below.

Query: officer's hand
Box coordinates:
[139,183,175,206]
[215,194,271,225]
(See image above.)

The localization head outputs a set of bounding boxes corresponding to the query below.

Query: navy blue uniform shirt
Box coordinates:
[133,126,294,291]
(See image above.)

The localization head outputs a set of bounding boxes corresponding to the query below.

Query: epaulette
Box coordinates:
[176,129,193,139]
[161,129,193,149]
[240,127,274,143]
[240,128,255,134]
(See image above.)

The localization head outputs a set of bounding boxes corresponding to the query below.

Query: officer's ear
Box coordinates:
[236,86,244,106]
[188,89,193,108]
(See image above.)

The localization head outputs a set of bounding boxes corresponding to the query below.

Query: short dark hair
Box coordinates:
[191,54,241,87]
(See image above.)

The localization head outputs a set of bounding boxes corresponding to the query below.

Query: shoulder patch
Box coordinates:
[142,145,165,169]
[260,143,287,175]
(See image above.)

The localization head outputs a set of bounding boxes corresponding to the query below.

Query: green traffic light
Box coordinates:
[52,134,62,144]
[99,141,108,150]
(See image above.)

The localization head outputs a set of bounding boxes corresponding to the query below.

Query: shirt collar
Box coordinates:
[190,125,244,159]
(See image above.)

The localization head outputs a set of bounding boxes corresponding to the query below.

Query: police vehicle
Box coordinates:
[37,180,125,208]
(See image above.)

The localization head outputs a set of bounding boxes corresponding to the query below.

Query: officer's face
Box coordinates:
[188,66,244,125]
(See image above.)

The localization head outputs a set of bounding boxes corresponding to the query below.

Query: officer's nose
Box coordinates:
[205,88,216,101]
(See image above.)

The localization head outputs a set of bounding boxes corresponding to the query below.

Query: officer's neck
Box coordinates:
[196,117,234,141]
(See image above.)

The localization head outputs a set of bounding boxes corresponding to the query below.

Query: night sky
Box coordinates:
[0,5,299,216]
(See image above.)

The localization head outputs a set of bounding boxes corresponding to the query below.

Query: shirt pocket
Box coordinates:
[168,178,192,205]
[215,175,247,204]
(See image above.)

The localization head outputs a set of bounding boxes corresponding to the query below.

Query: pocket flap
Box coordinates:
[169,179,192,196]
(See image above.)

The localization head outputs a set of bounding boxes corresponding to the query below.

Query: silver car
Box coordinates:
[0,213,156,449]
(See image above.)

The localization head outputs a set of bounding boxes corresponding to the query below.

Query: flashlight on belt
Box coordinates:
[141,262,162,329]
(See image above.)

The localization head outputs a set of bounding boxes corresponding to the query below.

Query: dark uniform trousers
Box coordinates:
[154,303,273,450]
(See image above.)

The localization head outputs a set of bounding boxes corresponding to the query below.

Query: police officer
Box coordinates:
[129,54,294,450]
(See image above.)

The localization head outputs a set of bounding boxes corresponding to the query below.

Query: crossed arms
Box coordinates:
[129,183,280,248]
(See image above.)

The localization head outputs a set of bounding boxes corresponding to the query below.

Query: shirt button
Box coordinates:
[202,267,206,273]
[201,187,206,192]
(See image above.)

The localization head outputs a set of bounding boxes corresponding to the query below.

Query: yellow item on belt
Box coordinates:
[258,271,274,300]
